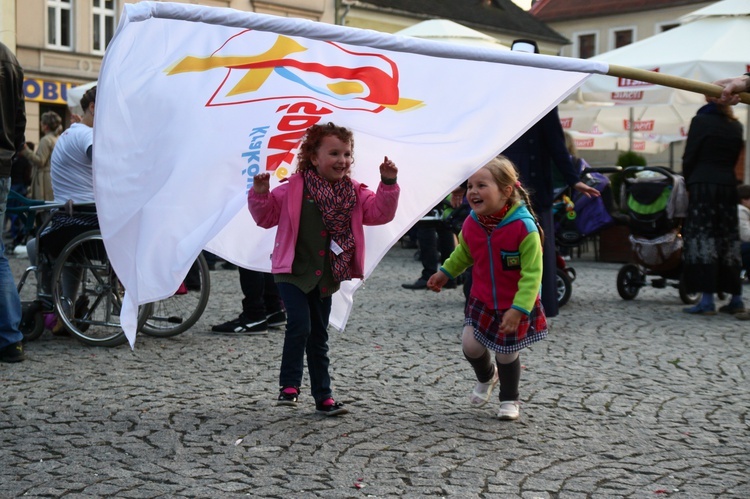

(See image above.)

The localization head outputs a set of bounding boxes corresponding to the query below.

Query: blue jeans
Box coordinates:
[0,177,23,348]
[276,282,332,403]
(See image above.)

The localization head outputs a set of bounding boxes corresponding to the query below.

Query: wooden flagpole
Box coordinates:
[607,64,750,105]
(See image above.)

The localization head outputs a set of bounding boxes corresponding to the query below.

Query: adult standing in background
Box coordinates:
[681,102,744,315]
[24,111,62,201]
[501,39,599,318]
[0,41,27,362]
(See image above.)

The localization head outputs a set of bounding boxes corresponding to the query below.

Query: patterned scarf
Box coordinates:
[303,168,357,282]
[476,203,511,235]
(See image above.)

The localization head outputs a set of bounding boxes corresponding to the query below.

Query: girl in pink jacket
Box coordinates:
[248,123,399,416]
[427,156,547,421]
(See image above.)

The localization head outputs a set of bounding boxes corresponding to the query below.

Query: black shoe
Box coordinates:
[211,315,268,334]
[266,310,287,328]
[316,398,348,416]
[0,342,26,363]
[402,278,428,290]
[277,386,300,406]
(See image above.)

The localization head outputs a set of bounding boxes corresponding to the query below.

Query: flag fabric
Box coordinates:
[95,2,608,347]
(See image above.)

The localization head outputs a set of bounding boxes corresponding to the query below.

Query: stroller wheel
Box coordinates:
[20,301,45,342]
[678,275,700,305]
[617,264,644,300]
[556,268,573,307]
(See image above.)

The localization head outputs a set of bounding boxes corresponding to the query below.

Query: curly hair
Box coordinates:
[295,122,354,173]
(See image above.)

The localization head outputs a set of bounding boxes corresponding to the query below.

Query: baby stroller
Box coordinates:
[614,166,698,304]
[552,165,621,306]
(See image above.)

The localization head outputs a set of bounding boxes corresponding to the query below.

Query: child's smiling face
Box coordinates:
[466,167,512,216]
[312,135,353,183]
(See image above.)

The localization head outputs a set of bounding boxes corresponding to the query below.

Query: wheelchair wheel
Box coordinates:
[51,230,151,347]
[556,268,573,307]
[141,253,211,338]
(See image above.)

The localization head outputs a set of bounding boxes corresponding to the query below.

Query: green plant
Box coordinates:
[610,151,648,211]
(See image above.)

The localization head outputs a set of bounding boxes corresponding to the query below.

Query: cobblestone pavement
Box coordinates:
[1,244,749,498]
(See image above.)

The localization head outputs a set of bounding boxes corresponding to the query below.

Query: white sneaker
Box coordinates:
[497,400,520,420]
[469,364,499,407]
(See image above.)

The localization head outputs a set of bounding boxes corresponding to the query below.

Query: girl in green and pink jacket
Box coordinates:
[427,156,547,421]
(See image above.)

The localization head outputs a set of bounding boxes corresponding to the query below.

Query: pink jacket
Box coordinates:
[248,173,400,278]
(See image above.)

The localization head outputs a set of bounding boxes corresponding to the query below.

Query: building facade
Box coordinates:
[4,0,567,144]
[530,0,710,59]
[4,0,333,143]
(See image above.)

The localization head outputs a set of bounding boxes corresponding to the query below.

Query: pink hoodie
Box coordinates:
[248,173,400,279]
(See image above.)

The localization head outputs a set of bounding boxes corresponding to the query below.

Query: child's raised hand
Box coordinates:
[253,172,271,194]
[380,156,398,180]
[499,308,523,334]
[426,271,448,292]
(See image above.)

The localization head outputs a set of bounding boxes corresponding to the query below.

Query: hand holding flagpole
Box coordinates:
[607,64,750,105]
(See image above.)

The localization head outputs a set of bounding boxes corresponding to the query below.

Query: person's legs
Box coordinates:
[304,287,333,403]
[462,325,498,406]
[0,177,24,359]
[212,267,270,333]
[261,271,284,316]
[496,351,521,420]
[538,209,559,317]
[239,267,267,321]
[277,282,312,391]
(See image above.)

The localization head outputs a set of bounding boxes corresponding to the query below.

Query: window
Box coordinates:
[613,29,633,49]
[659,22,680,32]
[47,0,72,50]
[93,0,117,53]
[578,33,596,59]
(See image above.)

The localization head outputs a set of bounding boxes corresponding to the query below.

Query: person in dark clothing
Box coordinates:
[500,40,600,318]
[681,102,745,315]
[0,41,27,362]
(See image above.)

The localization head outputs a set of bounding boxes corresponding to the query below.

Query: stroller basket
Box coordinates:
[629,230,683,273]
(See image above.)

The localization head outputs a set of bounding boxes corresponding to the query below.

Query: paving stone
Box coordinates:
[2,246,749,497]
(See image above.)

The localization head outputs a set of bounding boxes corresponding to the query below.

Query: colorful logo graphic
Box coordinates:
[166,30,423,113]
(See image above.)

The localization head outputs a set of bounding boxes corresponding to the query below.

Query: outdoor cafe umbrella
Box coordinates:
[569,0,750,178]
[394,19,510,51]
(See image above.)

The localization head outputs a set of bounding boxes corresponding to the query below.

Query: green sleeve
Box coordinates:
[512,231,543,314]
[440,232,474,279]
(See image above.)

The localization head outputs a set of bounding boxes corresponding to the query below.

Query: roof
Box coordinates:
[348,0,569,44]
[530,0,709,22]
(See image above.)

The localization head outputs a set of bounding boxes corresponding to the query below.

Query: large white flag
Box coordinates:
[94,2,608,347]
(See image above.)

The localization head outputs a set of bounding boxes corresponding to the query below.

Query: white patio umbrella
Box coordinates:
[394,19,510,51]
[567,130,672,155]
[570,0,750,177]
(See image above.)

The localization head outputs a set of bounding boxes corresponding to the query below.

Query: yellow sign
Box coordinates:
[23,78,76,105]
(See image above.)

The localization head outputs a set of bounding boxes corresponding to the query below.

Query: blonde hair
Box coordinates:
[483,155,544,243]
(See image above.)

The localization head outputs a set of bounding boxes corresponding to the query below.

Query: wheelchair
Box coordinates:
[14,199,210,346]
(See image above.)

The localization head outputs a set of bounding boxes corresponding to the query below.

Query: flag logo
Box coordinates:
[166,30,423,113]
